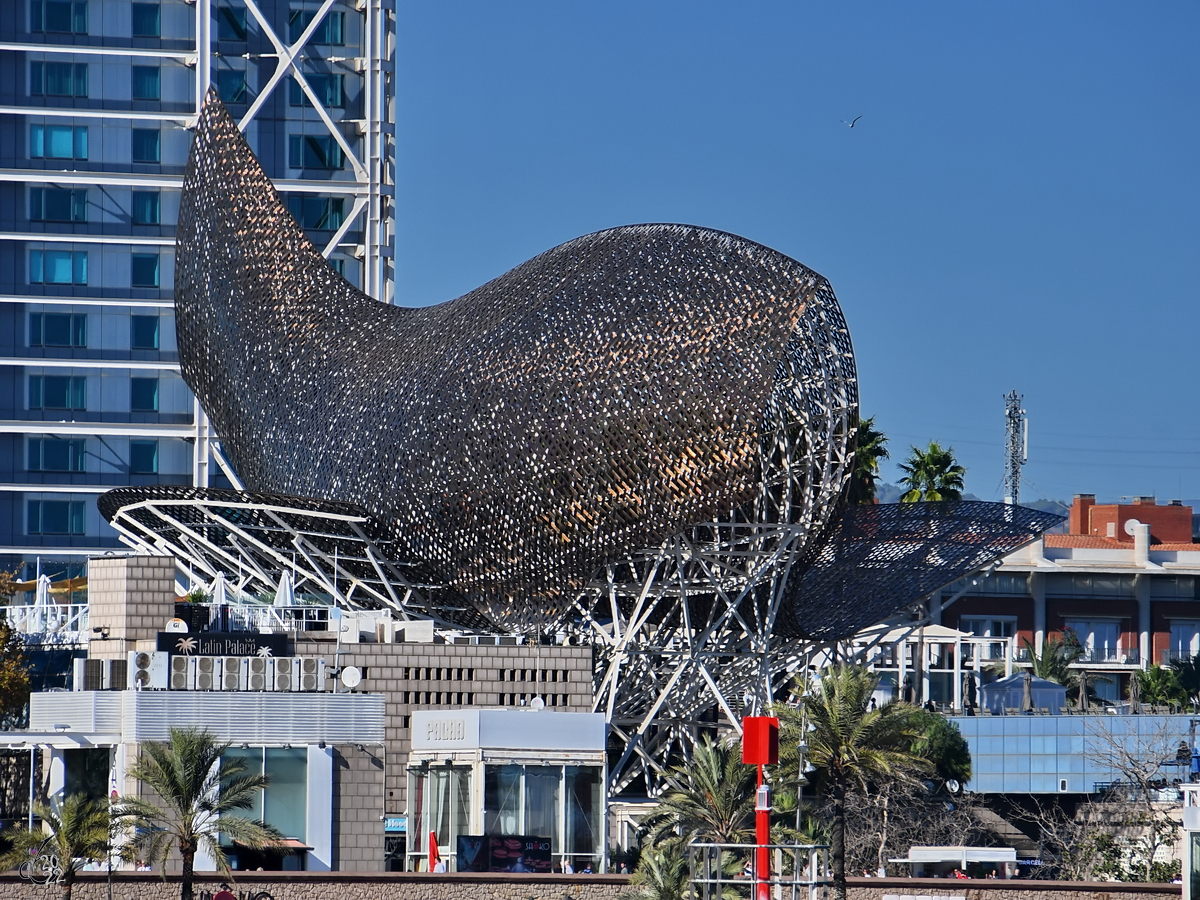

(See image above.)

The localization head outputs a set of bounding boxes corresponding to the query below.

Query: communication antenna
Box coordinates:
[1003,391,1028,506]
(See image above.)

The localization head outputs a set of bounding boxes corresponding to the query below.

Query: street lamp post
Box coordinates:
[743,716,779,900]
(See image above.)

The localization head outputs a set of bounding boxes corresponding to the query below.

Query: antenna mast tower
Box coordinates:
[1003,390,1028,506]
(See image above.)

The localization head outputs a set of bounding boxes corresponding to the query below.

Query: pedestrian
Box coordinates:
[213,884,237,900]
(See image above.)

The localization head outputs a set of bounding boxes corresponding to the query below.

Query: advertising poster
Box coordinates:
[487,835,552,873]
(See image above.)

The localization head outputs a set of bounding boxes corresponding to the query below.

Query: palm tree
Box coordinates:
[897,441,965,502]
[1132,665,1186,708]
[640,735,756,849]
[121,727,282,900]
[0,794,114,900]
[777,665,930,900]
[1171,652,1200,709]
[624,845,690,900]
[847,416,889,504]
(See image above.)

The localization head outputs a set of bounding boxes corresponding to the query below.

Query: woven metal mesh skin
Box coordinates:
[785,501,1066,640]
[174,92,858,631]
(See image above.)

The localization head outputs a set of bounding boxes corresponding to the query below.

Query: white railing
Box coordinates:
[689,843,832,900]
[199,603,333,634]
[3,602,89,639]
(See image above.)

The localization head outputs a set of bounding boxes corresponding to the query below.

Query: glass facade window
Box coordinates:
[27,499,85,535]
[1046,573,1136,598]
[217,70,247,104]
[30,312,87,347]
[131,191,161,225]
[131,129,160,163]
[217,6,247,41]
[220,747,309,871]
[131,253,160,287]
[130,377,159,412]
[414,766,470,868]
[31,187,87,222]
[130,315,160,349]
[475,763,602,872]
[129,439,158,474]
[1152,576,1197,599]
[30,249,87,285]
[131,66,160,101]
[31,0,88,34]
[31,124,88,160]
[289,134,344,170]
[288,73,344,108]
[28,437,86,472]
[131,2,160,37]
[1063,619,1122,663]
[289,9,344,45]
[1169,622,1200,663]
[29,375,86,410]
[30,62,88,97]
[286,195,343,230]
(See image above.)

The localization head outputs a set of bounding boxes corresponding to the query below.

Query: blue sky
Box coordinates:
[393,2,1199,505]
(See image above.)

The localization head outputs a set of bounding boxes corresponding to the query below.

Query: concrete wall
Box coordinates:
[0,872,629,900]
[846,877,1179,900]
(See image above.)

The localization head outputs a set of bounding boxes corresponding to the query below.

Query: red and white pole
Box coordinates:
[743,717,779,900]
[755,764,770,900]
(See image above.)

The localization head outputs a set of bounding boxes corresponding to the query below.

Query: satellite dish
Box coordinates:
[341,666,363,689]
[530,696,546,710]
[1124,518,1142,537]
[165,618,189,633]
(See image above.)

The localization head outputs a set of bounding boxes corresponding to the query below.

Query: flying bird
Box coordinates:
[842,116,862,128]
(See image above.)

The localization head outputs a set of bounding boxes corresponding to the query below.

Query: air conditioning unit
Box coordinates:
[81,658,126,690]
[195,656,218,691]
[271,657,296,691]
[247,656,270,691]
[127,651,169,690]
[169,655,195,690]
[221,656,247,691]
[299,657,325,692]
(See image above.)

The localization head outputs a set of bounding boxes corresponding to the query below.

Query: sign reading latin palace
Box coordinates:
[157,631,290,657]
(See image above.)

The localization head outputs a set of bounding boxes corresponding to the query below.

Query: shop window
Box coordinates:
[28,437,86,472]
[31,125,88,160]
[30,312,87,347]
[31,187,87,222]
[29,374,86,410]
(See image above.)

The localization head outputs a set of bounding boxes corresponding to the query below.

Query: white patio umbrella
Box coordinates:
[32,574,53,634]
[273,571,295,608]
[210,572,230,606]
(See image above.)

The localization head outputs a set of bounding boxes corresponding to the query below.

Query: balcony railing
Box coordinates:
[1076,647,1139,665]
[2,602,89,641]
[1163,648,1196,666]
[181,602,333,634]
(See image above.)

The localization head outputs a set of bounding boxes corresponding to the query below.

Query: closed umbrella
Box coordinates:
[1079,669,1090,711]
[273,571,295,608]
[1022,670,1033,712]
[964,673,978,710]
[1129,670,1141,711]
[33,574,53,634]
[211,572,229,606]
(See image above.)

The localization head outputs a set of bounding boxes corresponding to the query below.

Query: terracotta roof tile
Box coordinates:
[1044,534,1199,551]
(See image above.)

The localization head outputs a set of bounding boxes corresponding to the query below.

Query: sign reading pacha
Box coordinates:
[157,631,290,657]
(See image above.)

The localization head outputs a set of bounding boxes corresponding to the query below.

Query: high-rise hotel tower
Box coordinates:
[0,0,395,578]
